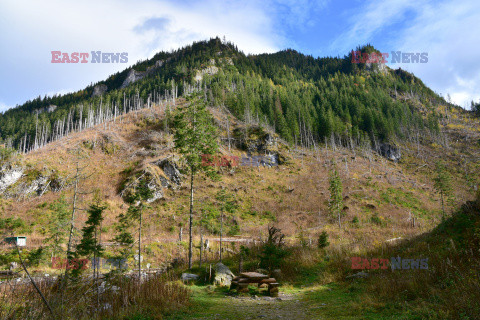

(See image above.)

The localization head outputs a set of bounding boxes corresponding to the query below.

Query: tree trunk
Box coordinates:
[138,208,142,282]
[441,191,445,217]
[199,233,203,268]
[188,170,195,269]
[220,209,224,262]
[62,159,80,300]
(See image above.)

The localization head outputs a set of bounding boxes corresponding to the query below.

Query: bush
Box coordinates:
[351,216,359,225]
[318,231,329,249]
[258,226,290,274]
[370,212,383,225]
[0,217,26,232]
[0,146,16,164]
[26,248,45,267]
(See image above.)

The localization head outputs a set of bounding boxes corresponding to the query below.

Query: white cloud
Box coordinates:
[331,0,480,108]
[330,0,417,53]
[0,0,283,109]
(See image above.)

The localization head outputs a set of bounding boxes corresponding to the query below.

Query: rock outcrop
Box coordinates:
[0,165,63,198]
[120,60,165,89]
[92,84,108,97]
[152,157,182,187]
[121,69,146,88]
[194,65,219,82]
[0,165,23,193]
[120,156,182,203]
[379,143,401,162]
[234,126,290,166]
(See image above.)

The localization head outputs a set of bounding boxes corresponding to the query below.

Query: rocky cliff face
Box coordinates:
[0,165,23,193]
[120,60,165,88]
[121,69,146,88]
[120,156,182,203]
[0,165,62,198]
[379,143,401,162]
[92,84,108,97]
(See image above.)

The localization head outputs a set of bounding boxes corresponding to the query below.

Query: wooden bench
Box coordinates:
[230,272,279,297]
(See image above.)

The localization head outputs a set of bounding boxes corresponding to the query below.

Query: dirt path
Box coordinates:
[170,290,324,320]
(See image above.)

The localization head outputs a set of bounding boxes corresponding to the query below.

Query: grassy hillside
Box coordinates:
[0,96,477,269]
[0,39,479,320]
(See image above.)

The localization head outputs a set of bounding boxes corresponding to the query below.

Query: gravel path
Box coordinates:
[191,293,323,320]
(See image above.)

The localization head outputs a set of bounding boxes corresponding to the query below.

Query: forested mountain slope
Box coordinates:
[0,38,453,153]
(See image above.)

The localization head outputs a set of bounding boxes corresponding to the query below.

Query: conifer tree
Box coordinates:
[174,94,218,269]
[433,161,452,217]
[328,166,343,229]
[77,202,106,272]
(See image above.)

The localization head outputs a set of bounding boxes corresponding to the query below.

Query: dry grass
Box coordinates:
[1,97,477,274]
[0,273,190,320]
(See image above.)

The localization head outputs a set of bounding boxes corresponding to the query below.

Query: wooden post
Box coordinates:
[199,234,203,268]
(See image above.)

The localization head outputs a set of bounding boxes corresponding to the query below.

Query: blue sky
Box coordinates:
[1,0,479,112]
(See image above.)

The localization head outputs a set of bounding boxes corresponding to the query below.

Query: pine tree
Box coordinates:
[328,166,343,229]
[77,200,106,306]
[77,202,106,269]
[44,196,70,258]
[173,93,219,269]
[114,212,134,260]
[433,161,452,217]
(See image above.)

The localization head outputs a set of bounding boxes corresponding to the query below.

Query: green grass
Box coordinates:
[163,282,424,320]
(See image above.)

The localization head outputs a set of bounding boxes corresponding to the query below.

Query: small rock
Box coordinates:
[346,271,369,279]
[181,273,199,283]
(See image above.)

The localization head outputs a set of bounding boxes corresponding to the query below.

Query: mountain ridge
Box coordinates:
[0,37,456,153]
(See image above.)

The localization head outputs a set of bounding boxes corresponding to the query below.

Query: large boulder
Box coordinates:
[181,273,199,283]
[214,262,235,287]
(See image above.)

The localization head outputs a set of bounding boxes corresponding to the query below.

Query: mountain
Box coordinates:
[0,38,453,152]
[0,38,479,320]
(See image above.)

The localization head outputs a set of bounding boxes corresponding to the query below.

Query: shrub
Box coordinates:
[370,212,383,225]
[351,216,359,224]
[259,226,290,274]
[0,217,26,232]
[318,231,329,249]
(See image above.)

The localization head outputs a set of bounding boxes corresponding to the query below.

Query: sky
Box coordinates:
[0,0,479,112]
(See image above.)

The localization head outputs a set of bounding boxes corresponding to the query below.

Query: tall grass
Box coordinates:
[0,273,190,320]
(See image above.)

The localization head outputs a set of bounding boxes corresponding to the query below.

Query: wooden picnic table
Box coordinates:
[230,272,279,297]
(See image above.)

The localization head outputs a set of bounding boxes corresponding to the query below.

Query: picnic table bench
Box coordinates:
[230,272,279,297]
